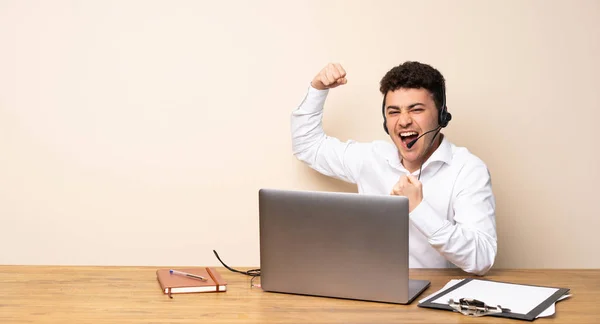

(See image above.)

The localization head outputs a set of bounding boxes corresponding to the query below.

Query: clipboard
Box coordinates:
[418,278,570,321]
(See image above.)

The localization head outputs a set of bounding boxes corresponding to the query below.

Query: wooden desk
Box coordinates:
[1,266,598,323]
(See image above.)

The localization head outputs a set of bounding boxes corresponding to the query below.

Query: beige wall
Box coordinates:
[1,0,599,268]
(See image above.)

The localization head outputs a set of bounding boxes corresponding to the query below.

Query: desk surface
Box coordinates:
[1,266,598,323]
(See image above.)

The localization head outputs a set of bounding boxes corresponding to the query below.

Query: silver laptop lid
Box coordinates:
[259,188,418,304]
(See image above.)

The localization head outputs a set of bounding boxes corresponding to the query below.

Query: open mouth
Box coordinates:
[399,131,419,147]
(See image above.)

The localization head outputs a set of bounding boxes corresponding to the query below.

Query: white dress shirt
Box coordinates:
[291,86,497,275]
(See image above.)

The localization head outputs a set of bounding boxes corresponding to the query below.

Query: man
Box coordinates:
[291,62,497,275]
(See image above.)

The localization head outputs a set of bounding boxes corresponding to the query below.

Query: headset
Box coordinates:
[381,84,452,135]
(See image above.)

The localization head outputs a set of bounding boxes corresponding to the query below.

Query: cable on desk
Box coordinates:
[213,249,261,287]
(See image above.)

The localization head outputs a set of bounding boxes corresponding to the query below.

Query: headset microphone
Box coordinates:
[406,126,442,149]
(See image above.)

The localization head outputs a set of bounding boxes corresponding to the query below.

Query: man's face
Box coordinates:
[385,88,440,168]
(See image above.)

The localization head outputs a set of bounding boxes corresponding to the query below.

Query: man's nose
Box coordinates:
[397,112,412,127]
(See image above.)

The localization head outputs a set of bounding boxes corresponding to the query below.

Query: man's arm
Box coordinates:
[410,159,497,275]
[291,63,369,183]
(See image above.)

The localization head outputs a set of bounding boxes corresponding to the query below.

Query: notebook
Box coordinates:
[156,267,227,298]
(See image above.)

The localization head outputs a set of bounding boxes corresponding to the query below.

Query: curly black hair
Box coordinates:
[379,61,446,110]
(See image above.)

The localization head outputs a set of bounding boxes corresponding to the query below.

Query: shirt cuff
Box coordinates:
[409,200,450,239]
[296,84,329,113]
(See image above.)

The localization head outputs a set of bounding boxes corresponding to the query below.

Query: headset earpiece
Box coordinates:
[439,106,452,128]
[437,83,451,128]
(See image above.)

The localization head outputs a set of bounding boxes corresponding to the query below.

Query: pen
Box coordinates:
[169,269,208,281]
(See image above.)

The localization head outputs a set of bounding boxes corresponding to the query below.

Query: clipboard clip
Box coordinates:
[448,298,511,317]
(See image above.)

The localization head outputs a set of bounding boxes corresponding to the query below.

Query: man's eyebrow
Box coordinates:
[386,103,425,110]
[408,102,425,108]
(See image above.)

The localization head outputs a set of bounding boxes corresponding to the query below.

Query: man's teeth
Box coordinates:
[400,132,418,137]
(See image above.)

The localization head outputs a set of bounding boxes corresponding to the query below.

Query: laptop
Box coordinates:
[258,188,430,304]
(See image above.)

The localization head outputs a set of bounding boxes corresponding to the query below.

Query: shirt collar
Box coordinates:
[424,135,453,166]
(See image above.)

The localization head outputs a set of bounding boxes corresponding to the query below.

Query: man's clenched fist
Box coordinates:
[390,175,423,213]
[311,63,347,90]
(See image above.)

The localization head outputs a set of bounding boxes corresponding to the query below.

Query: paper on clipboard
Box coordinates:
[419,279,571,318]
